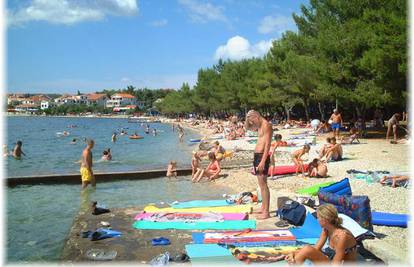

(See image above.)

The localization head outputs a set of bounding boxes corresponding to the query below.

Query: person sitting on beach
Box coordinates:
[386,113,401,144]
[193,152,221,182]
[308,158,328,178]
[311,119,321,131]
[318,137,333,159]
[101,149,112,161]
[166,161,177,178]
[111,132,117,143]
[292,144,310,177]
[285,204,357,265]
[236,125,245,137]
[13,140,26,159]
[341,126,360,145]
[325,137,343,162]
[211,141,226,161]
[80,139,96,189]
[380,175,409,188]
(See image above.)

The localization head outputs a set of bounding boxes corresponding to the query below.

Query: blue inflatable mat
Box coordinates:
[319,178,352,196]
[171,199,231,209]
[185,244,238,264]
[371,211,409,228]
[290,212,322,239]
[133,220,256,230]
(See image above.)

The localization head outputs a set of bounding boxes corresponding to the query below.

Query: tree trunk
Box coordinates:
[284,105,291,121]
[303,98,310,121]
[318,102,325,121]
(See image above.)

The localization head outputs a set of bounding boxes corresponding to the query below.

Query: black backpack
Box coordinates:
[276,200,306,226]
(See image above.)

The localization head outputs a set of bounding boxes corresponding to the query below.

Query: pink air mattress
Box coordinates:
[268,164,309,176]
[134,212,248,221]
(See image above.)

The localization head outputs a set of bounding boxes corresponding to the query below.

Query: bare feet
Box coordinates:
[256,213,271,220]
[252,209,264,214]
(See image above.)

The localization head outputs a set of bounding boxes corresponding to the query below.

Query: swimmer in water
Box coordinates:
[71,138,77,144]
[3,145,9,157]
[13,140,26,159]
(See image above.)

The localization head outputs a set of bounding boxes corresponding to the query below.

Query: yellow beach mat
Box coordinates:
[144,204,252,213]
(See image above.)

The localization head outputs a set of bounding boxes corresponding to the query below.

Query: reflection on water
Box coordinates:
[7,176,233,262]
[6,117,199,177]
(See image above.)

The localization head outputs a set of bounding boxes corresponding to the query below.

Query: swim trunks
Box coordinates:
[331,123,340,130]
[80,167,93,182]
[253,153,270,176]
[332,154,343,161]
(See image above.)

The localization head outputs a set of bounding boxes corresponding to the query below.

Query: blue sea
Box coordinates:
[5,117,232,262]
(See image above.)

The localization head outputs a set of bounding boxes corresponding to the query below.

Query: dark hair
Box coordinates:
[274,134,283,141]
[303,144,311,150]
[103,150,108,155]
[16,140,22,146]
[326,137,331,143]
[331,137,336,142]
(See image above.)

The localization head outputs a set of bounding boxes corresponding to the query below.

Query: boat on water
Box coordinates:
[128,116,161,123]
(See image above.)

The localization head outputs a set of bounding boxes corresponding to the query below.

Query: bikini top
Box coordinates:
[326,229,358,255]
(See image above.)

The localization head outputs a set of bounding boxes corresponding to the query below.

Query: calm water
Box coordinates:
[6,117,199,177]
[6,117,231,262]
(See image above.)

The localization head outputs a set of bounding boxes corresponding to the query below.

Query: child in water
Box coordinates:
[166,161,177,177]
[292,144,310,177]
[101,149,112,161]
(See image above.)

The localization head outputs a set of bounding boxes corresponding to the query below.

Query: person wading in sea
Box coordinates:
[245,110,273,220]
[80,139,96,189]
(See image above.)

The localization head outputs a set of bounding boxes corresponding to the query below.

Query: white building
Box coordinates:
[106,93,137,108]
[87,93,108,107]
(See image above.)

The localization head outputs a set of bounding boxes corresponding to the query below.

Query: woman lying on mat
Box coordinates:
[285,204,357,265]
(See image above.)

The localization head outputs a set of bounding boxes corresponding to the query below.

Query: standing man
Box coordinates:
[80,139,96,189]
[329,109,343,139]
[245,110,273,220]
[386,113,401,144]
[12,140,26,159]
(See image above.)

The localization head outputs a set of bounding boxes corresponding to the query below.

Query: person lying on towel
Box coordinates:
[285,204,357,265]
[380,175,409,188]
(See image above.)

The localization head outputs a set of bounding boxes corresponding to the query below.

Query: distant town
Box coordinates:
[6,88,173,115]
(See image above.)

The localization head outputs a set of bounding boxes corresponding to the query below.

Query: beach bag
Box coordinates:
[318,191,373,231]
[276,200,306,226]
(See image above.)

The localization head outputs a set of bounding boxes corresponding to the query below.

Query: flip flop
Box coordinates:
[169,253,190,263]
[275,220,290,227]
[85,249,117,261]
[152,237,171,246]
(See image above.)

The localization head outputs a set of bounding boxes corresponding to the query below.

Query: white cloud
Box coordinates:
[258,15,295,35]
[178,0,227,24]
[214,36,274,61]
[150,19,168,27]
[7,0,138,26]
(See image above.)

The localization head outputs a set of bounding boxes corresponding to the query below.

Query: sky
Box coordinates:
[6,0,308,94]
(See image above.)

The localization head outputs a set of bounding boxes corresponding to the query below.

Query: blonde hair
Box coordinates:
[170,160,177,166]
[244,110,261,130]
[317,204,343,227]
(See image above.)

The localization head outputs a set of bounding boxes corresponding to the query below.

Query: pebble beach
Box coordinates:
[173,118,411,262]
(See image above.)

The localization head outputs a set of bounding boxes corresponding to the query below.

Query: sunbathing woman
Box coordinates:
[341,126,360,144]
[193,152,221,182]
[292,144,310,177]
[380,175,409,188]
[285,204,357,265]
